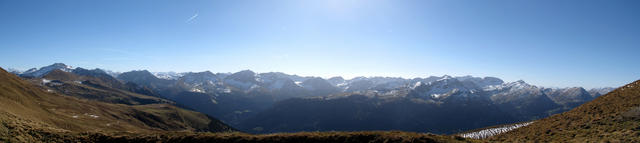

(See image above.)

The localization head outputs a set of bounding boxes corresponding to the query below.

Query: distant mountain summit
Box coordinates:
[456,76,504,87]
[224,70,259,91]
[411,75,480,99]
[20,63,74,77]
[117,70,175,90]
[256,72,300,91]
[327,76,345,86]
[177,71,222,93]
[153,71,184,80]
[118,70,158,81]
[588,87,617,97]
[544,87,593,106]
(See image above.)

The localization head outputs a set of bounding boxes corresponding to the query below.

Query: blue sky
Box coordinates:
[0,0,639,88]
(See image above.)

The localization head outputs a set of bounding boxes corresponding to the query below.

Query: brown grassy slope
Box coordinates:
[490,80,640,142]
[0,124,477,143]
[0,68,233,140]
[81,131,477,143]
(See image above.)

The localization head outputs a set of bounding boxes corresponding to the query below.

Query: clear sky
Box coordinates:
[1,0,639,88]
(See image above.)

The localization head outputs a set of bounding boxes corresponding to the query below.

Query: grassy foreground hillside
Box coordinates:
[0,128,475,143]
[490,80,640,142]
[0,68,234,142]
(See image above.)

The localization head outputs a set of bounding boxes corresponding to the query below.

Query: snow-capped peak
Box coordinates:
[484,80,536,91]
[20,63,74,77]
[509,80,531,88]
[153,71,185,80]
[51,63,72,69]
[412,81,423,89]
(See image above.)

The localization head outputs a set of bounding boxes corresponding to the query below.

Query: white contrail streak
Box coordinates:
[186,13,199,23]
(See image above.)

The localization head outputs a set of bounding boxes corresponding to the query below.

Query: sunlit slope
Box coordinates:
[491,80,640,142]
[0,68,233,142]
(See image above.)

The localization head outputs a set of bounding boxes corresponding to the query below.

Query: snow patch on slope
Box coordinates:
[459,122,533,139]
[153,72,184,80]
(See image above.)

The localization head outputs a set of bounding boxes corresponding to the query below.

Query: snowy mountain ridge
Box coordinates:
[15,63,616,99]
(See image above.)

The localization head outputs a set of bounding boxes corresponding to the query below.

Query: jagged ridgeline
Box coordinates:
[115,68,611,134]
[1,63,636,142]
[9,63,615,135]
[0,67,234,142]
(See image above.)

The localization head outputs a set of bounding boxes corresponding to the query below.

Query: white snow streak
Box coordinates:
[459,122,533,139]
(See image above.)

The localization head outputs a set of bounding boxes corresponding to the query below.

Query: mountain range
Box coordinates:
[10,63,615,134]
[0,67,237,142]
[2,63,638,142]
